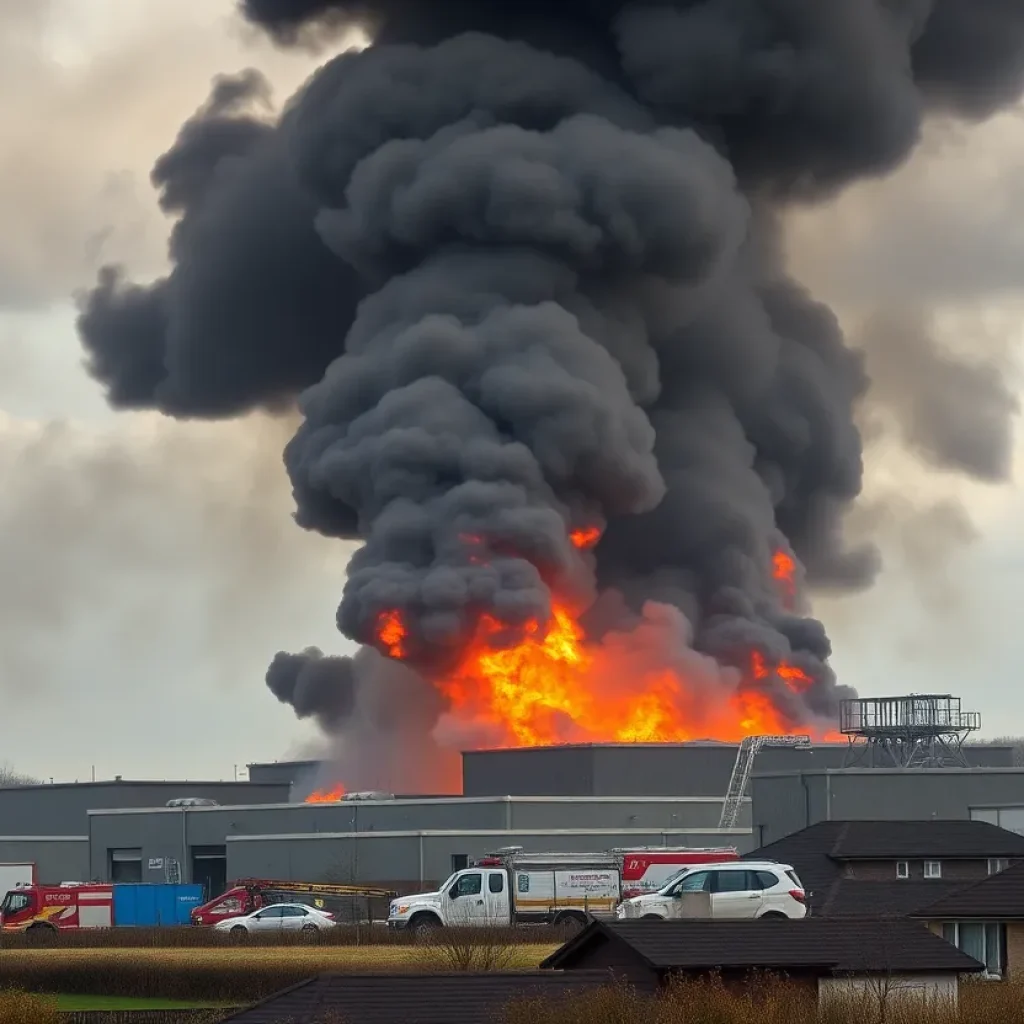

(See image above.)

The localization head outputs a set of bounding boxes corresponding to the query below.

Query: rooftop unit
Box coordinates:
[839,694,981,769]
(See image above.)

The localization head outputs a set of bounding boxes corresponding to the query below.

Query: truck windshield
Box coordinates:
[0,891,31,915]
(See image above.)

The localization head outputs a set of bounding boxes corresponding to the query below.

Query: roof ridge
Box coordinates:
[828,820,852,859]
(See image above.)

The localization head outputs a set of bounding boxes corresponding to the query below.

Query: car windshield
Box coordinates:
[656,869,692,895]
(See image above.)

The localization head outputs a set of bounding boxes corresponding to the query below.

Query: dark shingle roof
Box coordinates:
[747,820,1024,878]
[745,820,848,895]
[913,860,1024,920]
[819,880,971,918]
[218,971,624,1024]
[829,820,1024,860]
[541,919,984,975]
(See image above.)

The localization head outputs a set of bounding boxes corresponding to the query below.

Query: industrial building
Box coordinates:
[2,737,1023,897]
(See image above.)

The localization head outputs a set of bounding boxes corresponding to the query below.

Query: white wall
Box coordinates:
[819,973,959,1008]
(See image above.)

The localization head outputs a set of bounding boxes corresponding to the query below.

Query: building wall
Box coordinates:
[0,838,90,884]
[818,973,959,1006]
[753,770,1024,845]
[86,797,752,887]
[463,744,854,798]
[1006,922,1024,980]
[246,762,321,790]
[225,828,752,890]
[843,860,998,882]
[463,745,1015,799]
[0,781,289,836]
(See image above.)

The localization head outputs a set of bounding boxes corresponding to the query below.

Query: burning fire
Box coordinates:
[377,610,407,659]
[368,529,834,749]
[772,549,797,609]
[569,526,602,550]
[305,784,346,803]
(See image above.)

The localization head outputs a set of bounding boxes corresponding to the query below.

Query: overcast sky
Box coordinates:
[1,1,1022,783]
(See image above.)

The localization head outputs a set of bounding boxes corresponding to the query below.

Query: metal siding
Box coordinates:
[463,748,595,796]
[226,835,420,886]
[225,829,757,889]
[828,771,1024,821]
[591,746,735,797]
[89,812,186,883]
[0,839,89,884]
[752,769,1024,843]
[508,799,734,831]
[752,775,814,845]
[0,782,287,837]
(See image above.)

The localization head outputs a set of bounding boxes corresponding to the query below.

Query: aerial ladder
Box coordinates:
[239,878,397,904]
[718,734,811,830]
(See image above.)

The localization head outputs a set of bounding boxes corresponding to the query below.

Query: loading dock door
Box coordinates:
[191,845,227,899]
[109,849,142,883]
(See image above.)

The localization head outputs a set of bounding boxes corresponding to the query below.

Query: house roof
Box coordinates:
[913,860,1024,920]
[541,919,985,975]
[819,879,971,918]
[746,820,1024,900]
[217,971,624,1024]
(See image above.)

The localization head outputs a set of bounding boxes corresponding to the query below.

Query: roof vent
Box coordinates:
[165,798,219,808]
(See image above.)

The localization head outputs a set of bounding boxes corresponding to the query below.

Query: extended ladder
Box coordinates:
[718,734,810,829]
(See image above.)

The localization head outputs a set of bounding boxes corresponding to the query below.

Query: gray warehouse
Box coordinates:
[4,742,1024,900]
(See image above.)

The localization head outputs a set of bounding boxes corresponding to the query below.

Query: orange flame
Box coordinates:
[772,549,797,608]
[435,601,827,748]
[569,526,602,550]
[377,610,407,659]
[370,534,837,748]
[305,784,346,803]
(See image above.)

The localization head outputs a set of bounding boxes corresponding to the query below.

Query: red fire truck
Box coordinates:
[614,847,739,897]
[190,879,396,926]
[0,882,203,932]
[1,883,115,932]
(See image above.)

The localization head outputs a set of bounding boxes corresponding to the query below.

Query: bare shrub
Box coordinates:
[422,924,524,972]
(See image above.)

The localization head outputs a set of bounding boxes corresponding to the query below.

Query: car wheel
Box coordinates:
[759,912,787,919]
[641,914,663,920]
[230,925,248,940]
[410,914,441,935]
[301,923,318,932]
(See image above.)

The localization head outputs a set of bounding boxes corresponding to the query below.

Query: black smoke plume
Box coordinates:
[78,1,1024,765]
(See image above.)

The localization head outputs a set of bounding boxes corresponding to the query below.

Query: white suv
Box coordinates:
[616,861,806,920]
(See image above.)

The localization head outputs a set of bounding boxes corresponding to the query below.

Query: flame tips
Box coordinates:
[569,525,602,549]
[305,784,346,803]
[376,609,407,659]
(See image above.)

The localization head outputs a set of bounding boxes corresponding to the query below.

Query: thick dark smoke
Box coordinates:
[78,0,1024,770]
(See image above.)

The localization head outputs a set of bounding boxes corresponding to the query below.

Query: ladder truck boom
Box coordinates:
[718,734,811,830]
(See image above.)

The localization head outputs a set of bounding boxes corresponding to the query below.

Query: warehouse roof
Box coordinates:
[541,919,984,975]
[218,970,623,1023]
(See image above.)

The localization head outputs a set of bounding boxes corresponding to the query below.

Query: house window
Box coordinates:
[896,861,909,879]
[941,922,1005,977]
[924,861,942,879]
[988,859,1010,875]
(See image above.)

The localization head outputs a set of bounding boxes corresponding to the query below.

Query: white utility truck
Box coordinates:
[387,845,737,933]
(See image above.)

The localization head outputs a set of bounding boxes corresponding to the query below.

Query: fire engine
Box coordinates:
[190,879,396,926]
[0,881,202,932]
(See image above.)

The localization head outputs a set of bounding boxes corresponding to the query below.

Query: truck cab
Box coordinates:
[387,866,511,933]
[389,848,619,932]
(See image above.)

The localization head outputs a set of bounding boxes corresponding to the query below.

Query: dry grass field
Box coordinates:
[0,941,559,1002]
